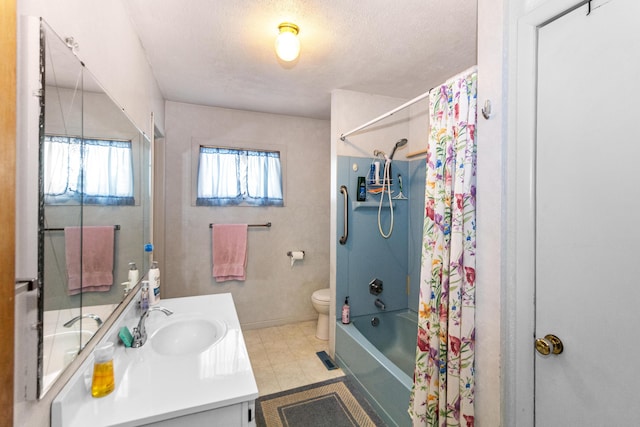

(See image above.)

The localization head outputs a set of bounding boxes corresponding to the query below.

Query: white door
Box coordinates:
[535,0,640,425]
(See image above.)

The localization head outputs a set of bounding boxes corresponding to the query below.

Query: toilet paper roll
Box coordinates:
[290,251,304,267]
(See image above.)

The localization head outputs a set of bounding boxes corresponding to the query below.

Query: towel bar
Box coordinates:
[209,222,271,228]
[44,225,121,231]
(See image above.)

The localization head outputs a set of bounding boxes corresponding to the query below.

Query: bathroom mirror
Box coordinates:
[38,20,151,397]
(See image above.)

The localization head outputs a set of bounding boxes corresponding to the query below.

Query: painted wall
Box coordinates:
[159,101,331,329]
[476,0,507,424]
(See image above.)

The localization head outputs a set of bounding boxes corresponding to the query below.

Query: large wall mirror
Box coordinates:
[39,20,151,397]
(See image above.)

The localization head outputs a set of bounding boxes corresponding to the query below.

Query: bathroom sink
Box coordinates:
[43,330,95,390]
[150,317,227,356]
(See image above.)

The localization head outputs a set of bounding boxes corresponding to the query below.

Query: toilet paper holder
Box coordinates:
[286,251,305,257]
[287,251,305,267]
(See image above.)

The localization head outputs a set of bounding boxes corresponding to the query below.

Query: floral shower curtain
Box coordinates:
[409,67,477,427]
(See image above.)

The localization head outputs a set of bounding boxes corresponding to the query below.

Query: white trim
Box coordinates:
[510,1,588,426]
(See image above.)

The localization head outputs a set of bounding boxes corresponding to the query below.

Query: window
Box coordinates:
[44,135,135,205]
[196,146,283,206]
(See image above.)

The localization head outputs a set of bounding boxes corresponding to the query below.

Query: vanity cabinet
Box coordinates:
[52,293,258,427]
[144,401,255,427]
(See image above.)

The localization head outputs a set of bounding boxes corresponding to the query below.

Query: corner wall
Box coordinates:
[476,0,507,424]
[161,101,331,329]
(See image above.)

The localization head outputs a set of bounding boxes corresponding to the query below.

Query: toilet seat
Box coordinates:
[312,288,330,303]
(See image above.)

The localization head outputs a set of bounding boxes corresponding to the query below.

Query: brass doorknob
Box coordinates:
[535,334,563,355]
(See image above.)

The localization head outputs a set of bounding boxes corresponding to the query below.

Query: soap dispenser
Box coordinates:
[341,296,350,324]
[91,342,115,398]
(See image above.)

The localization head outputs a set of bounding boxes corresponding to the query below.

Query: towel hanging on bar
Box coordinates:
[65,226,115,295]
[211,224,248,282]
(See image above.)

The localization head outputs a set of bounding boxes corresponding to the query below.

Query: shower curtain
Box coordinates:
[409,67,477,427]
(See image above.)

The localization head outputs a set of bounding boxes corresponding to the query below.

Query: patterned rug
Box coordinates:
[255,377,386,427]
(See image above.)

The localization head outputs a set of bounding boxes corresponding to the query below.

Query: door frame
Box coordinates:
[0,0,16,421]
[509,1,591,426]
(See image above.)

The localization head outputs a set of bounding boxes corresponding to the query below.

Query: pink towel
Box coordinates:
[65,226,114,295]
[212,224,248,282]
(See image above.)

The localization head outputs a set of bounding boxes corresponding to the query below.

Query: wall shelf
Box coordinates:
[352,200,397,210]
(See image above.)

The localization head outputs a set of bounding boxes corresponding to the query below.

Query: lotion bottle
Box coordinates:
[140,282,149,311]
[148,261,160,305]
[341,296,350,324]
[128,262,139,289]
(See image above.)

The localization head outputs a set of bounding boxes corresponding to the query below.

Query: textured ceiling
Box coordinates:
[123,1,477,119]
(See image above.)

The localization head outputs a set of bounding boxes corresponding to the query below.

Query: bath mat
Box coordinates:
[255,377,386,427]
[316,350,338,370]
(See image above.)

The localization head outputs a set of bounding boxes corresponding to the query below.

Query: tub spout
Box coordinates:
[375,298,386,311]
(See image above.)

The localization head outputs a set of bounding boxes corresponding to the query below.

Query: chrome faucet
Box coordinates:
[132,306,173,348]
[369,278,383,296]
[63,313,103,328]
[374,298,386,311]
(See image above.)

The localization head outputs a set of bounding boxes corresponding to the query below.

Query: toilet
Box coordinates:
[311,288,330,340]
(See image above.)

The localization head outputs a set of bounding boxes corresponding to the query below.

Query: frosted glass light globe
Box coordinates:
[275,24,300,62]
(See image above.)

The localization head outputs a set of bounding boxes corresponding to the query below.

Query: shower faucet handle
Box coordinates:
[369,278,383,295]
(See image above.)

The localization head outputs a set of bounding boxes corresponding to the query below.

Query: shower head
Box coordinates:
[389,138,408,160]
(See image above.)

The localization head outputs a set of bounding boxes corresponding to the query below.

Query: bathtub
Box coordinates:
[335,309,418,426]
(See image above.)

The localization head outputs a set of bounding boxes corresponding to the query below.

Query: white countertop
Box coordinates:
[52,293,258,427]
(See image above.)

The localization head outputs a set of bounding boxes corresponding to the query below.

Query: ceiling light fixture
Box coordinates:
[275,22,300,62]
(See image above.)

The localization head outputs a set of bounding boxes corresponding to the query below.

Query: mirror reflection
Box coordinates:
[39,20,151,397]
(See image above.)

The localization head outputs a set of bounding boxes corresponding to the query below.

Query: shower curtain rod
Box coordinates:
[339,87,433,141]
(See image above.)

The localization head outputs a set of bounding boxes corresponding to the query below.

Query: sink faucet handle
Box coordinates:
[132,306,173,348]
[369,278,383,296]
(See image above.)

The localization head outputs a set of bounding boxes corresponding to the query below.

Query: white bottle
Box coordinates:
[148,261,160,305]
[140,282,149,311]
[128,262,139,289]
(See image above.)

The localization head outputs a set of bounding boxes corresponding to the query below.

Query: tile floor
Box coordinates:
[243,320,344,396]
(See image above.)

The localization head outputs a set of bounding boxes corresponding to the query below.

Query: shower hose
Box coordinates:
[378,158,394,238]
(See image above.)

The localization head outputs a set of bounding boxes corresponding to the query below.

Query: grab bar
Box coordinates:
[340,185,348,245]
